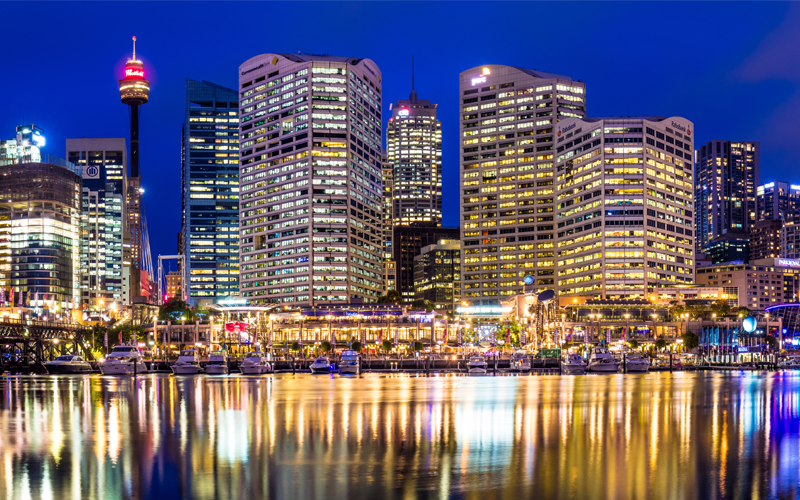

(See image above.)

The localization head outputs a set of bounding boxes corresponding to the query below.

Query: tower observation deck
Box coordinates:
[118,36,149,178]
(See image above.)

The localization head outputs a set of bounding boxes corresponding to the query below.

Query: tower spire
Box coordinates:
[410,56,417,102]
[132,36,137,61]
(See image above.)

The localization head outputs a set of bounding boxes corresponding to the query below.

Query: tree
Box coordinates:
[710,299,731,318]
[629,339,639,350]
[377,289,403,304]
[764,335,778,350]
[158,297,192,322]
[670,304,685,320]
[320,340,332,352]
[410,299,435,312]
[290,341,300,352]
[655,338,667,351]
[381,339,394,353]
[687,304,706,320]
[736,306,751,318]
[681,331,699,350]
[351,341,362,353]
[412,341,424,352]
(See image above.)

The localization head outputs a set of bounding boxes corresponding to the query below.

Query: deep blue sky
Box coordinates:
[2,2,799,262]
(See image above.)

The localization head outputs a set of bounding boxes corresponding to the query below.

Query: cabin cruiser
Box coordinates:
[339,350,360,375]
[467,356,487,374]
[310,357,332,374]
[587,347,619,373]
[239,351,271,374]
[205,351,228,375]
[510,350,531,372]
[44,355,92,374]
[561,353,587,375]
[625,353,650,373]
[171,349,204,375]
[99,346,148,375]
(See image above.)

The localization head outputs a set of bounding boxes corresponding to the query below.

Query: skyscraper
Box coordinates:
[238,54,384,305]
[459,65,586,303]
[694,140,760,252]
[386,71,442,226]
[381,150,396,292]
[755,181,800,222]
[67,138,128,309]
[181,79,240,306]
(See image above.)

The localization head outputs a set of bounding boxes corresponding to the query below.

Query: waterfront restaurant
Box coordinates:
[267,304,462,354]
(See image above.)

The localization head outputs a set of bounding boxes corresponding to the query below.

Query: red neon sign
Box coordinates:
[125,68,145,79]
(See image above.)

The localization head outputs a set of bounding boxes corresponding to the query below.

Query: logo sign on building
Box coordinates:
[471,67,491,86]
[225,322,249,334]
[125,67,145,79]
[778,258,800,268]
[84,165,100,179]
[398,108,409,117]
[523,275,534,285]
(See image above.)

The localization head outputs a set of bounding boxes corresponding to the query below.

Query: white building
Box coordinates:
[459,65,586,304]
[238,54,384,305]
[554,116,695,299]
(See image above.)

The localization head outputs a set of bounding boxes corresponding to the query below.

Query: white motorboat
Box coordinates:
[587,347,619,373]
[561,353,587,375]
[239,351,271,375]
[171,349,204,375]
[511,350,531,372]
[310,357,332,374]
[467,356,487,374]
[205,351,228,375]
[339,350,360,375]
[99,346,148,375]
[44,355,92,374]
[625,353,650,373]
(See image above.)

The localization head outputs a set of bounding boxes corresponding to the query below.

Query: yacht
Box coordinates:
[171,349,204,375]
[99,346,148,375]
[510,350,531,372]
[587,347,619,373]
[240,351,271,375]
[339,350,360,375]
[44,355,92,374]
[467,356,487,374]
[561,353,587,375]
[205,351,228,375]
[310,357,332,374]
[625,353,650,373]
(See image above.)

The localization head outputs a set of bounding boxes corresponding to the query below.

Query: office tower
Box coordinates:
[552,117,695,299]
[750,219,782,261]
[238,54,384,305]
[459,65,586,303]
[0,149,82,313]
[782,213,800,260]
[707,233,750,264]
[386,72,442,226]
[394,226,460,301]
[118,36,150,300]
[181,79,240,306]
[166,270,183,300]
[381,150,396,292]
[414,239,461,313]
[694,140,760,252]
[0,125,46,163]
[67,138,128,309]
[756,181,800,222]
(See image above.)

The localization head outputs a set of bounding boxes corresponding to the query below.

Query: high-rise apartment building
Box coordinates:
[782,213,800,260]
[386,83,442,226]
[552,117,695,299]
[181,79,240,306]
[238,54,384,305]
[694,140,760,252]
[750,219,783,261]
[459,65,586,303]
[381,150,396,292]
[67,138,128,308]
[756,181,800,222]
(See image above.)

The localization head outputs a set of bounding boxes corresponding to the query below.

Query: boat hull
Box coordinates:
[172,365,204,375]
[588,363,619,373]
[562,364,586,375]
[240,364,268,375]
[45,363,92,374]
[625,361,650,373]
[339,364,359,375]
[100,361,147,375]
[205,364,228,375]
[310,365,330,374]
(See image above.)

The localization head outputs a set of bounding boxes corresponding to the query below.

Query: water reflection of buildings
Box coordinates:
[2,374,800,498]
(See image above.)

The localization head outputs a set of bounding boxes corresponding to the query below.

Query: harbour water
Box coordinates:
[2,371,800,499]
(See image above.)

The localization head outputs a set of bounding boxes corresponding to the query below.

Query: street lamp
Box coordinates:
[624,313,631,344]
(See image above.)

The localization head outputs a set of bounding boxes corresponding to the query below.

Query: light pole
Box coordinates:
[624,314,630,344]
[651,314,657,342]
[588,314,595,344]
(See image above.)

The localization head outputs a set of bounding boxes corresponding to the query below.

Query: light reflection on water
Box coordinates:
[2,372,800,499]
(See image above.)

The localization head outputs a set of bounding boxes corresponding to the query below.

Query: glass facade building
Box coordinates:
[413,239,461,313]
[181,79,240,306]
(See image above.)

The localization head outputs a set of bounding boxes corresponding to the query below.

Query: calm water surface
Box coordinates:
[2,371,800,499]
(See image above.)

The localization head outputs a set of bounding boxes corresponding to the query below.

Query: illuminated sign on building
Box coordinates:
[764,182,775,189]
[778,258,800,268]
[398,108,409,117]
[456,305,512,316]
[32,131,45,147]
[471,67,491,86]
[125,67,145,79]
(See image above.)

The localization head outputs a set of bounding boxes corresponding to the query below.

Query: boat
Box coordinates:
[467,356,487,374]
[239,351,271,375]
[339,350,360,375]
[510,350,531,372]
[310,357,332,374]
[99,345,148,375]
[625,353,650,372]
[561,353,587,375]
[44,355,92,374]
[587,347,619,373]
[171,349,204,375]
[205,351,228,375]
[781,355,800,369]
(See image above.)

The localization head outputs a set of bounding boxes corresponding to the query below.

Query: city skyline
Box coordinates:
[1,2,799,265]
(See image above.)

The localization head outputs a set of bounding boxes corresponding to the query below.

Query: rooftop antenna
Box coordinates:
[132,36,137,61]
[410,56,417,102]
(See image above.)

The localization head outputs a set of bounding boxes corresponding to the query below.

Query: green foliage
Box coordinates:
[377,289,403,304]
[351,341,362,353]
[410,299,434,312]
[381,339,394,352]
[710,299,731,318]
[764,335,778,350]
[412,341,424,352]
[736,306,751,317]
[687,304,706,320]
[320,340,332,352]
[628,339,639,350]
[290,341,300,352]
[158,297,192,322]
[463,329,479,345]
[654,338,667,351]
[670,304,685,320]
[681,331,699,350]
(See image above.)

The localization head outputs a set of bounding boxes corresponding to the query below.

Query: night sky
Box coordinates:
[2,2,799,264]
